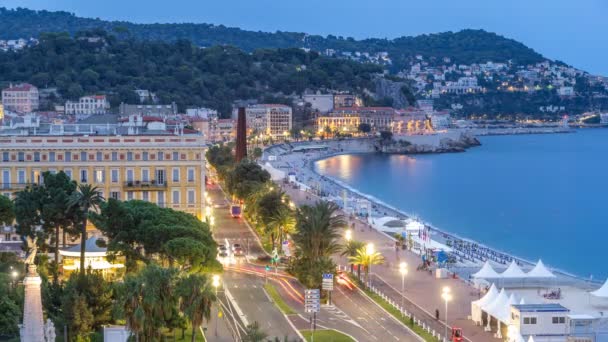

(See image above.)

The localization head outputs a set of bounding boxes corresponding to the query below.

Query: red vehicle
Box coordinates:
[451,327,463,342]
[230,204,242,218]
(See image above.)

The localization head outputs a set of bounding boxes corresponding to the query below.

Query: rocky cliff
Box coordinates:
[376,133,481,154]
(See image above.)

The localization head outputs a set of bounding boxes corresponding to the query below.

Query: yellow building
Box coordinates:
[0,125,207,220]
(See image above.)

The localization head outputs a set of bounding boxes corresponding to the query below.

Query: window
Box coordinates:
[111,152,118,161]
[1,170,9,189]
[110,191,121,200]
[142,191,149,202]
[172,190,180,204]
[64,169,72,179]
[111,169,119,183]
[157,191,165,207]
[48,152,55,162]
[80,151,87,161]
[18,152,24,162]
[552,317,566,324]
[96,152,102,161]
[523,317,537,325]
[156,169,165,185]
[17,170,25,184]
[157,152,164,161]
[172,168,180,182]
[95,170,105,183]
[33,152,40,162]
[142,152,148,161]
[127,152,133,161]
[187,189,195,204]
[126,169,134,182]
[142,169,150,182]
[187,168,195,182]
[173,152,179,161]
[126,191,134,201]
[2,152,9,162]
[65,152,72,162]
[80,169,88,183]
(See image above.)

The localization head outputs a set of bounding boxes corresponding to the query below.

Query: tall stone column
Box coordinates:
[235,107,247,163]
[21,265,45,342]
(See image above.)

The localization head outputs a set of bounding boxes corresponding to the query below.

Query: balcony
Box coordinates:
[122,180,167,190]
[0,183,33,190]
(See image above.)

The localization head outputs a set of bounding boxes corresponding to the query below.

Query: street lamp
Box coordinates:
[212,275,221,337]
[399,262,408,310]
[344,229,352,272]
[441,286,452,341]
[366,243,374,287]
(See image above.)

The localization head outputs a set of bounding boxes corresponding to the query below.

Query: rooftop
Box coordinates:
[3,83,36,92]
[512,304,569,313]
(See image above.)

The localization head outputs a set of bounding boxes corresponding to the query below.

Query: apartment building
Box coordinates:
[239,104,292,139]
[1,83,39,113]
[65,95,110,116]
[0,122,207,221]
[317,107,395,134]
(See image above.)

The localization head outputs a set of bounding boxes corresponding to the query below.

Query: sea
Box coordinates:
[314,129,608,280]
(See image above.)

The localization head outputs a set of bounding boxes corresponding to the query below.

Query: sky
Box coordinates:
[3,0,607,75]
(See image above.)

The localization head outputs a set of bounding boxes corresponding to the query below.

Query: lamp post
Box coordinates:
[345,229,352,272]
[366,243,374,287]
[212,275,221,337]
[10,270,18,291]
[441,286,452,342]
[399,262,408,309]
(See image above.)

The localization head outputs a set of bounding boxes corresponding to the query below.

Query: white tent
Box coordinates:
[497,293,519,324]
[471,284,499,324]
[483,288,509,320]
[528,336,535,342]
[526,260,556,278]
[519,298,526,305]
[500,261,527,278]
[472,261,501,279]
[590,278,608,298]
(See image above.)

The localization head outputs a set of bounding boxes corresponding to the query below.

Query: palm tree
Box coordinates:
[292,201,346,265]
[349,246,385,287]
[242,321,268,342]
[177,274,216,342]
[267,207,296,253]
[341,240,365,274]
[68,184,104,276]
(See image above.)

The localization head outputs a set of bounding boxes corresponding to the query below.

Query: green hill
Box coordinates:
[0,7,546,69]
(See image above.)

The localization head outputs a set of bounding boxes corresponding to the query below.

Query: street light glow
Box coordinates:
[212,274,220,288]
[399,262,408,275]
[345,229,352,241]
[11,271,18,279]
[366,242,374,255]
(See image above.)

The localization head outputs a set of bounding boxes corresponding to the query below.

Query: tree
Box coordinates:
[0,195,14,226]
[68,184,104,277]
[0,294,20,338]
[242,321,268,342]
[349,246,385,287]
[225,160,271,200]
[267,207,296,253]
[290,201,345,288]
[62,293,94,340]
[120,264,180,341]
[357,123,371,134]
[340,240,365,274]
[252,147,263,160]
[380,130,393,141]
[177,274,216,342]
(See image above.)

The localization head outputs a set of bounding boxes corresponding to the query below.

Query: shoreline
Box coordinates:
[265,133,597,285]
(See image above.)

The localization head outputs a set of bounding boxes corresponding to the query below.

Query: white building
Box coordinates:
[186,107,218,119]
[303,94,334,113]
[2,83,39,113]
[238,104,293,139]
[430,113,451,130]
[65,95,109,116]
[558,86,575,97]
[509,304,569,342]
[134,89,158,103]
[600,113,608,125]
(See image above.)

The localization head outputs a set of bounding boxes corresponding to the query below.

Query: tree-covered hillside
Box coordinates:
[0,30,382,115]
[0,7,546,69]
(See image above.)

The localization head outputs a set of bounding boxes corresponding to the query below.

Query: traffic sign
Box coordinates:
[304,289,320,313]
[322,273,334,291]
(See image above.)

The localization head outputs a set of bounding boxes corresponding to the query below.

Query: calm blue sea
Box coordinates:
[314,129,608,280]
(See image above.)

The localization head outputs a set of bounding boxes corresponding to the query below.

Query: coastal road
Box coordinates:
[208,171,421,341]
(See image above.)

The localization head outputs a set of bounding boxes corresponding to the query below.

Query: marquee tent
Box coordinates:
[471,283,499,324]
[590,278,608,298]
[526,260,556,278]
[472,261,501,279]
[500,261,527,278]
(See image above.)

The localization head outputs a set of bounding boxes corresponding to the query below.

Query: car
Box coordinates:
[218,250,228,257]
[233,247,244,256]
[218,244,228,257]
[336,271,355,290]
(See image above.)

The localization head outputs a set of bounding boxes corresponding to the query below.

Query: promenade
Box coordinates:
[281,183,497,342]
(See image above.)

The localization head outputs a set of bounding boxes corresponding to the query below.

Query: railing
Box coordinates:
[0,183,33,190]
[122,180,167,190]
